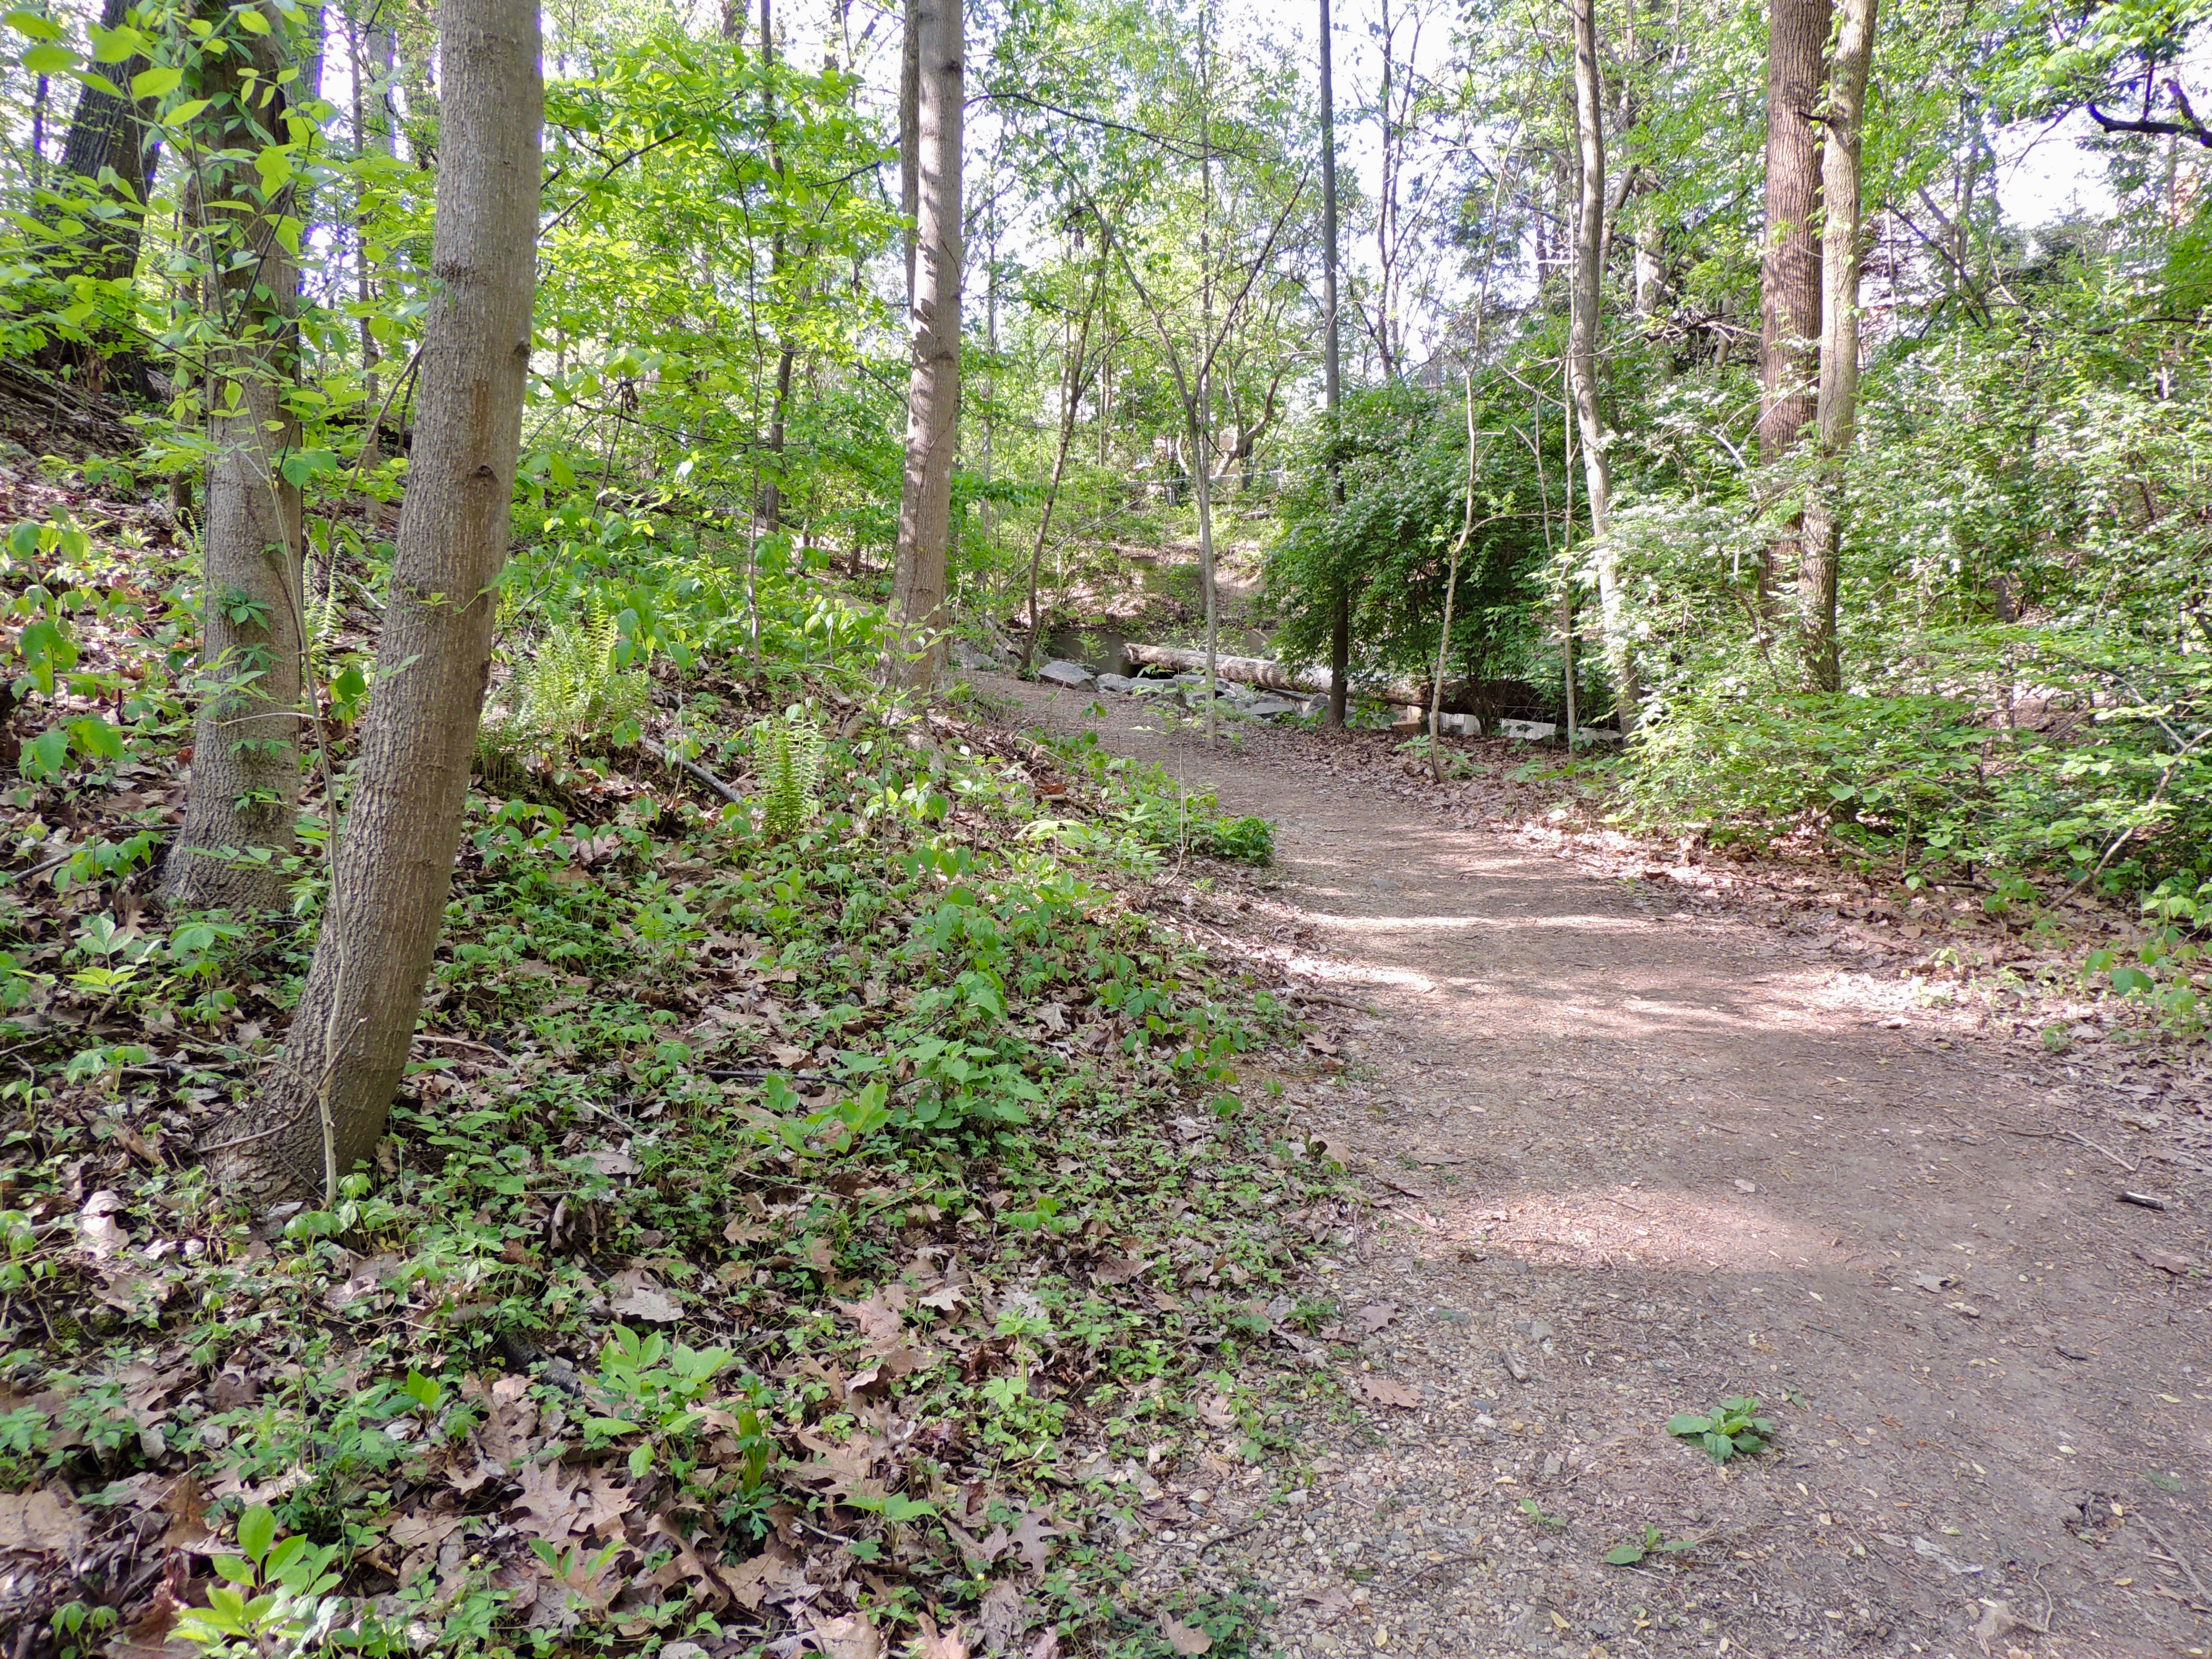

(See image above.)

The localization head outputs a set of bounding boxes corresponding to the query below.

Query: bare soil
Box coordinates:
[981,673,2212,1659]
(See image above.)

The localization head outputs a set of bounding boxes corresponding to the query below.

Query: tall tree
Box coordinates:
[207,0,542,1199]
[160,0,309,913]
[1566,0,1637,725]
[1798,0,1877,690]
[1320,0,1348,728]
[886,0,962,690]
[1758,0,1830,615]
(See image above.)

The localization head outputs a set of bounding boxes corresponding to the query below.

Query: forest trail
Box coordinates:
[982,673,2212,1659]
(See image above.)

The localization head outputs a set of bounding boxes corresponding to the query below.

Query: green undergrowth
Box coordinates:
[0,620,1340,1653]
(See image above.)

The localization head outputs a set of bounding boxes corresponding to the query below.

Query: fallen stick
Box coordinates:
[639,738,746,804]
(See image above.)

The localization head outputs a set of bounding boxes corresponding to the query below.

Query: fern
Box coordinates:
[750,707,824,838]
[480,597,651,762]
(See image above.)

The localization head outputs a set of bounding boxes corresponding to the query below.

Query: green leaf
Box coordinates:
[233,4,270,31]
[130,63,181,97]
[2110,964,2154,995]
[66,715,123,761]
[4,11,64,40]
[166,96,210,122]
[1602,1542,1645,1565]
[237,1502,276,1565]
[90,24,148,60]
[1702,1431,1735,1463]
[1658,1537,1698,1554]
[20,40,73,72]
[21,728,69,781]
[1665,1414,1710,1437]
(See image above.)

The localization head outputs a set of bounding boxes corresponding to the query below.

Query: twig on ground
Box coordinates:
[639,737,746,804]
[1996,1125,2140,1173]
[2140,1517,2212,1607]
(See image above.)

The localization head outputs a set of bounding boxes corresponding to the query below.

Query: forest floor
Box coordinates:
[978,672,2212,1659]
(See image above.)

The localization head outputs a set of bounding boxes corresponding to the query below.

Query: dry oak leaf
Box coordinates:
[1354,1302,1397,1334]
[722,1538,804,1612]
[464,1373,539,1469]
[607,1269,683,1323]
[1009,1509,1063,1575]
[836,1284,913,1343]
[976,1583,1027,1655]
[509,1459,582,1542]
[1157,1614,1213,1656]
[643,1513,736,1609]
[910,1614,970,1659]
[2137,1246,2200,1275]
[811,1611,883,1659]
[0,1488,86,1554]
[1357,1375,1420,1409]
[572,1467,638,1539]
[1024,1632,1061,1659]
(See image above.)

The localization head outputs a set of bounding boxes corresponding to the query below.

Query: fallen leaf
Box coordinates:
[608,1281,683,1323]
[911,1614,969,1659]
[585,1147,636,1177]
[2137,1246,2200,1275]
[465,1373,539,1470]
[1358,1375,1419,1409]
[1157,1614,1213,1656]
[723,1539,803,1611]
[1910,1273,1952,1293]
[1010,1508,1061,1574]
[836,1284,912,1343]
[77,1191,128,1259]
[811,1611,882,1659]
[1034,1001,1068,1033]
[1355,1301,1397,1333]
[509,1459,581,1542]
[0,1488,85,1553]
[1304,1034,1340,1057]
[1024,1631,1060,1659]
[976,1582,1026,1654]
[1733,1178,1757,1194]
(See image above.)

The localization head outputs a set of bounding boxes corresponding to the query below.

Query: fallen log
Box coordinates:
[1121,644,1551,722]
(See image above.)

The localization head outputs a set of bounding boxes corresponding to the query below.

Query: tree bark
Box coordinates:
[1798,0,1875,692]
[206,0,541,1201]
[161,2,308,913]
[1319,0,1347,729]
[886,0,962,691]
[1567,0,1638,727]
[1758,0,1830,612]
[899,0,922,312]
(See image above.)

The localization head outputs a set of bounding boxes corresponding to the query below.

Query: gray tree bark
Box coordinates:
[206,0,541,1201]
[887,0,962,691]
[1758,0,1830,615]
[1798,0,1876,692]
[1319,0,1349,730]
[1567,0,1638,726]
[161,1,308,914]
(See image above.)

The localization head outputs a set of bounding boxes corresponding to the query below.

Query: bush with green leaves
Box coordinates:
[480,599,652,764]
[1667,1395,1775,1464]
[751,706,827,837]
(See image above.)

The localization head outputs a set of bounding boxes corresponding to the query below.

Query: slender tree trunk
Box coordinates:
[207,0,541,1202]
[886,0,962,691]
[761,0,794,533]
[1319,0,1349,729]
[39,0,161,384]
[1428,373,1477,782]
[1567,0,1637,727]
[356,0,396,475]
[161,4,308,913]
[1019,279,1100,675]
[1758,0,1830,614]
[899,0,922,312]
[1799,0,1875,692]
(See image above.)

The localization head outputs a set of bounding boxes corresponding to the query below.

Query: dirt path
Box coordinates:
[981,674,2212,1659]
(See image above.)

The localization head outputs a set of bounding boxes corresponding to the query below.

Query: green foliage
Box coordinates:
[1207,815,1274,865]
[1516,1496,1569,1530]
[751,706,826,838]
[1603,1523,1699,1566]
[1667,1395,1776,1464]
[480,600,652,764]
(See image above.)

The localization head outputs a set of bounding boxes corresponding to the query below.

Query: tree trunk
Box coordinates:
[899,0,922,312]
[1019,265,1102,676]
[355,0,396,471]
[1319,0,1347,729]
[760,0,793,533]
[205,0,541,1201]
[1799,0,1875,692]
[1758,0,1830,612]
[886,0,962,691]
[1567,0,1638,727]
[161,3,308,914]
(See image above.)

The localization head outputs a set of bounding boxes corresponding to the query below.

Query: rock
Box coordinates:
[1096,673,1140,694]
[1498,719,1559,741]
[1571,725,1623,744]
[950,638,1002,671]
[1247,697,1302,718]
[1038,659,1096,689]
[1437,712,1481,736]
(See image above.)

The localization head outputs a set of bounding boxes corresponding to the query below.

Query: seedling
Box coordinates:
[1603,1524,1698,1566]
[1667,1395,1775,1463]
[1517,1497,1567,1531]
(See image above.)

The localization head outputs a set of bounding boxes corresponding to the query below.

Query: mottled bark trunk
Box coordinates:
[1567,0,1638,727]
[1319,0,1346,729]
[899,0,921,312]
[1798,0,1876,692]
[206,0,541,1201]
[887,0,962,691]
[161,3,307,914]
[1759,0,1829,613]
